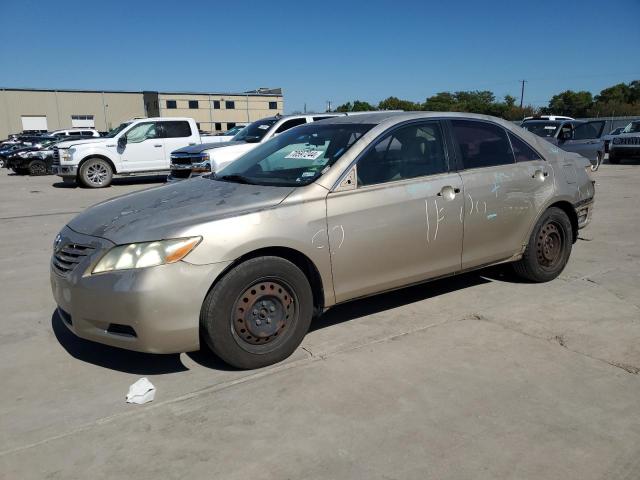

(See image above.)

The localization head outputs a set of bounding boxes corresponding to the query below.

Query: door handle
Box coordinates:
[437,185,461,199]
[153,144,163,147]
[532,169,549,179]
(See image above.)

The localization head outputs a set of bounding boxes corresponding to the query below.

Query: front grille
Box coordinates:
[52,147,60,166]
[615,137,640,145]
[170,154,203,169]
[52,242,95,276]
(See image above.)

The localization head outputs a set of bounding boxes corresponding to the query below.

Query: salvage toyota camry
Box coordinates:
[51,112,595,369]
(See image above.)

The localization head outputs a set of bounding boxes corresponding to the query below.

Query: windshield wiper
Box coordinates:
[216,174,256,185]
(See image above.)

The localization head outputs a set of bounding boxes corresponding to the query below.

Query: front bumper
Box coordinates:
[575,197,594,230]
[52,164,78,177]
[50,226,231,353]
[610,145,640,158]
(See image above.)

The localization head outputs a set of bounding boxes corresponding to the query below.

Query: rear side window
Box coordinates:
[161,121,192,138]
[274,118,307,134]
[313,116,334,121]
[508,132,542,162]
[451,120,514,169]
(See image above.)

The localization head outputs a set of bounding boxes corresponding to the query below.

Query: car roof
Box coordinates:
[318,111,531,126]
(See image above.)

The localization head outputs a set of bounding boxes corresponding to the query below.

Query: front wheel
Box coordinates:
[200,256,314,369]
[28,159,48,176]
[0,158,5,168]
[513,207,573,282]
[79,158,113,188]
[591,152,602,172]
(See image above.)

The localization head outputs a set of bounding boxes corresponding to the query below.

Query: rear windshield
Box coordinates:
[521,121,560,137]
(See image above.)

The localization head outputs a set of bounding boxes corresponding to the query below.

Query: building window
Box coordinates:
[188,100,199,109]
[213,100,220,109]
[269,101,277,110]
[227,122,236,130]
[71,114,95,128]
[166,100,177,109]
[225,101,235,109]
[215,122,222,131]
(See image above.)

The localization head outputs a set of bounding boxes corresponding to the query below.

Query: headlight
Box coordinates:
[92,237,201,274]
[192,153,211,172]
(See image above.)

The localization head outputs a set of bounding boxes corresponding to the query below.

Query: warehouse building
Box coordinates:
[0,87,283,139]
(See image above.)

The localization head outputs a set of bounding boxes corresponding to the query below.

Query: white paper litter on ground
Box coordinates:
[126,377,156,404]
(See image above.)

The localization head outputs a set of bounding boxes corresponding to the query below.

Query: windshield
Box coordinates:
[225,126,243,136]
[232,118,278,142]
[521,121,561,137]
[623,121,640,133]
[216,123,374,187]
[105,122,132,138]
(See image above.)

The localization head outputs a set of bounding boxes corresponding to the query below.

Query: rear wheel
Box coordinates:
[0,158,5,168]
[200,256,314,369]
[513,207,573,282]
[28,159,48,176]
[79,158,113,188]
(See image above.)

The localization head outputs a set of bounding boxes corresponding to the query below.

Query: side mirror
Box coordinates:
[244,136,260,143]
[117,136,127,149]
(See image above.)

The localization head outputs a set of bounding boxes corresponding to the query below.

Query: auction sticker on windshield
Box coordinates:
[285,150,324,160]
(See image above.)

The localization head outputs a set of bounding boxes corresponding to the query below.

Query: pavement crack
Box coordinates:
[473,315,640,376]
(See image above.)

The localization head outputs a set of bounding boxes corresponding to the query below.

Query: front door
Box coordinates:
[327,121,464,303]
[450,120,555,269]
[119,121,164,171]
[558,120,606,162]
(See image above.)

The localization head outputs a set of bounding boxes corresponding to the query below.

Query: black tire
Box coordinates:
[28,159,48,176]
[513,207,573,282]
[608,152,620,164]
[0,158,5,168]
[200,256,314,369]
[79,157,113,188]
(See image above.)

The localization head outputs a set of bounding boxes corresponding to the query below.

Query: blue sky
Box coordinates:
[1,0,639,113]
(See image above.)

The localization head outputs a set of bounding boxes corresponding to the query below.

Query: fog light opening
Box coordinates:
[107,323,137,338]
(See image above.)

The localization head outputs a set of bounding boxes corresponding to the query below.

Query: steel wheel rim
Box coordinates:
[87,162,108,185]
[231,279,297,352]
[536,221,564,269]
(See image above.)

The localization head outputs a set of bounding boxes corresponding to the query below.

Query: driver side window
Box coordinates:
[357,122,448,186]
[126,122,159,143]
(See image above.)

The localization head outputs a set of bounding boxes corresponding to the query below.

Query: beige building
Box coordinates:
[0,87,283,139]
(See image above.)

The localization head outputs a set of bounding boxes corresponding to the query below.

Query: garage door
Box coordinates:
[21,116,48,132]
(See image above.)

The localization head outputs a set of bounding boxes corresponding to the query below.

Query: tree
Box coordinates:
[378,96,422,111]
[423,92,457,111]
[335,100,377,112]
[544,90,593,117]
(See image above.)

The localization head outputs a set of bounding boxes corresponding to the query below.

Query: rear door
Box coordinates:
[450,120,554,269]
[159,121,198,168]
[327,120,464,302]
[558,120,605,161]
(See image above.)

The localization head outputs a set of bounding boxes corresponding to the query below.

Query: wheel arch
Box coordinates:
[207,246,326,316]
[79,154,117,174]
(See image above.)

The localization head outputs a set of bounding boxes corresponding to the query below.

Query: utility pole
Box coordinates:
[304,103,307,113]
[519,80,527,109]
[326,100,332,112]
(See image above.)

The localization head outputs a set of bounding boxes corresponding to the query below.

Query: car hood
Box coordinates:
[172,141,245,155]
[67,176,295,244]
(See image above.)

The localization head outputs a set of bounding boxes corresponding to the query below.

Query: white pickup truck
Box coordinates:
[52,117,217,187]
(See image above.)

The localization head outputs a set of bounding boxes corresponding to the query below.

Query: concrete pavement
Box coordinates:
[0,167,639,479]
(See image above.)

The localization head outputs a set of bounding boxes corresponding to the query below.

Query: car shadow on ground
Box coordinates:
[311,270,495,332]
[51,267,522,373]
[52,175,167,188]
